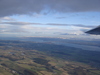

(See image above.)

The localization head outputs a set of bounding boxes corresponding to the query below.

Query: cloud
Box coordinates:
[0,29,26,33]
[0,22,100,39]
[0,24,28,34]
[46,23,95,28]
[74,24,95,28]
[20,24,89,35]
[0,0,46,17]
[0,21,96,28]
[0,22,42,25]
[60,30,85,35]
[46,23,69,26]
[0,17,15,21]
[0,0,100,17]
[56,17,66,19]
[0,20,96,36]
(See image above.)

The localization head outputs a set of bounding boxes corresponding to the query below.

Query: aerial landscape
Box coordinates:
[0,37,100,75]
[0,0,100,75]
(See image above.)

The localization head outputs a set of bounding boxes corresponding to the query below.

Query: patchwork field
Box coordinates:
[0,40,100,75]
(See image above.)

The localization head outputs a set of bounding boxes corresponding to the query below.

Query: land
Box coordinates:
[0,40,100,75]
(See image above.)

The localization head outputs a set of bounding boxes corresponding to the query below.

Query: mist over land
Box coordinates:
[0,36,100,51]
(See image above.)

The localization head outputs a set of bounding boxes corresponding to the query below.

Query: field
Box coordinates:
[0,40,100,75]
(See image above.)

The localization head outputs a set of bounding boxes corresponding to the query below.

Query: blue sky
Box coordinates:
[10,12,100,25]
[0,0,100,39]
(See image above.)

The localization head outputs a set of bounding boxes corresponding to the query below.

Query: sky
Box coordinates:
[0,0,100,39]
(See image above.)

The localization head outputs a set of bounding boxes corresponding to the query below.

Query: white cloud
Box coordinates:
[0,17,15,21]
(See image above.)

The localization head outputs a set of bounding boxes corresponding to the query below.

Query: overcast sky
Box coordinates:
[0,0,100,39]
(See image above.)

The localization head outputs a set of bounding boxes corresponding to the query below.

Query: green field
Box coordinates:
[0,40,100,75]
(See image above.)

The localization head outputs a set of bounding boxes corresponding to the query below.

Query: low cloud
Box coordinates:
[0,21,96,28]
[0,23,100,39]
[0,17,15,21]
[56,17,66,19]
[0,22,42,25]
[0,21,96,37]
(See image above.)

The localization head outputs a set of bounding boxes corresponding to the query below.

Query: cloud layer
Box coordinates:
[0,0,100,17]
[0,21,96,28]
[0,22,92,34]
